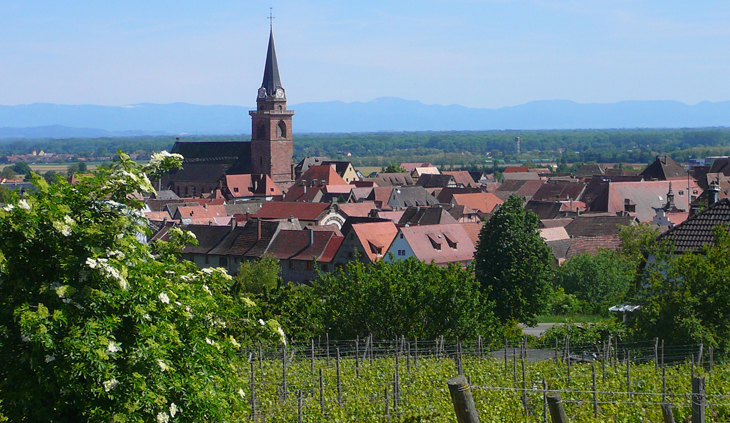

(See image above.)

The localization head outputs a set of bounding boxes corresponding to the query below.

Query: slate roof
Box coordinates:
[398,206,458,226]
[388,186,440,210]
[531,180,586,202]
[451,193,503,214]
[443,171,477,187]
[564,214,636,238]
[154,190,180,200]
[574,164,605,178]
[709,158,730,176]
[181,225,233,254]
[170,141,252,163]
[640,156,687,181]
[369,173,414,187]
[164,163,232,183]
[524,201,563,220]
[657,198,730,253]
[260,28,283,97]
[495,179,544,201]
[415,173,456,188]
[224,203,263,216]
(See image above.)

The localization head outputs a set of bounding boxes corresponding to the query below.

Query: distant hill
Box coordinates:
[1,98,730,138]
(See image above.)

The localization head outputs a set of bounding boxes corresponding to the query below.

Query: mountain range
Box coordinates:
[1,98,730,138]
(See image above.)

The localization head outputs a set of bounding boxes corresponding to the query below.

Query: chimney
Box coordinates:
[257,219,262,241]
[308,227,314,246]
[709,182,720,206]
[230,217,236,231]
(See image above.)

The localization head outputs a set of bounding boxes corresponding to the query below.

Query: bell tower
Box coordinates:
[249,25,295,186]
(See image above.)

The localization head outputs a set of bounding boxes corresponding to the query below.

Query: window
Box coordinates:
[233,187,239,193]
[289,260,294,269]
[306,261,313,271]
[277,121,287,138]
[347,251,353,259]
[400,233,404,239]
[204,256,209,264]
[444,234,458,250]
[219,257,228,267]
[398,249,406,256]
[321,264,329,272]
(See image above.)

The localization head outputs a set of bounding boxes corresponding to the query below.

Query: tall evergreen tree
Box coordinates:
[474,194,553,325]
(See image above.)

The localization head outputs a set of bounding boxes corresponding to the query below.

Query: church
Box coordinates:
[161,27,295,197]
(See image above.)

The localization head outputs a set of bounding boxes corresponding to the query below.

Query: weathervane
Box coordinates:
[269,7,274,29]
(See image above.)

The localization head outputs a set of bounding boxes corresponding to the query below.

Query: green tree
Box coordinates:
[553,250,636,315]
[10,162,31,176]
[618,222,660,261]
[316,257,495,340]
[78,161,88,172]
[66,163,80,176]
[0,167,16,180]
[474,194,553,325]
[43,170,59,184]
[631,227,730,348]
[383,163,407,173]
[0,152,280,422]
[234,255,282,295]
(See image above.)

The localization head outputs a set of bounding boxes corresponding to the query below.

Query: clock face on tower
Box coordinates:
[258,87,267,98]
[275,88,285,98]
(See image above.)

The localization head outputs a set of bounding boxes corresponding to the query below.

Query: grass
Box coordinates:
[536,314,611,324]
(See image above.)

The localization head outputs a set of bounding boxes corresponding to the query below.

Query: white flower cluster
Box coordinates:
[103,378,119,392]
[2,204,13,212]
[148,151,184,170]
[169,403,179,418]
[157,359,168,372]
[107,341,121,353]
[156,412,169,423]
[86,257,128,290]
[18,199,30,210]
[53,220,72,237]
[201,267,233,281]
[277,326,287,346]
[106,168,156,194]
[238,388,246,399]
[158,292,170,304]
[106,250,125,260]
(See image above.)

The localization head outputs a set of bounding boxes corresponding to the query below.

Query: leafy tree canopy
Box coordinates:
[631,227,730,349]
[383,163,408,173]
[474,194,553,326]
[0,151,281,422]
[315,257,496,340]
[553,249,636,315]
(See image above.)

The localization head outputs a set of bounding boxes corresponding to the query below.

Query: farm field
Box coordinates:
[245,340,730,422]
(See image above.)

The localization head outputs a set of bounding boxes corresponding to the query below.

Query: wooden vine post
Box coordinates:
[447,374,480,423]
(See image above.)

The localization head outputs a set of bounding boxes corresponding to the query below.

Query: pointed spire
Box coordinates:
[260,28,283,98]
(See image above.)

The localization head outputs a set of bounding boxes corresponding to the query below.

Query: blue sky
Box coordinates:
[1,1,729,108]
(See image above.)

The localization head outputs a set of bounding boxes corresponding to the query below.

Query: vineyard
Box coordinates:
[243,337,730,422]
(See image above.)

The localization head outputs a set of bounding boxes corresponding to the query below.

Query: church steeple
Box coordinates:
[258,29,284,100]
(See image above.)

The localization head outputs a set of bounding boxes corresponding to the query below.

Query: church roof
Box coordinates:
[261,29,282,96]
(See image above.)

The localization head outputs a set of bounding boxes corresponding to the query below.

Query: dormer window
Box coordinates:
[427,234,442,251]
[444,234,458,249]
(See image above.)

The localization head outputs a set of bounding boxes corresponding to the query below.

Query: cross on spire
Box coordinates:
[268,7,274,29]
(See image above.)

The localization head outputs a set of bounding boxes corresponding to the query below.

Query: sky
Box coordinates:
[1,1,730,109]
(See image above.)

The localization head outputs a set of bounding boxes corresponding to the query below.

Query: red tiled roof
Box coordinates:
[339,202,377,218]
[285,165,349,202]
[351,221,398,262]
[266,229,344,263]
[176,205,227,219]
[539,227,570,242]
[399,224,476,265]
[599,180,699,222]
[451,193,503,214]
[565,236,621,259]
[224,174,282,199]
[503,166,530,173]
[256,202,330,221]
[461,222,483,246]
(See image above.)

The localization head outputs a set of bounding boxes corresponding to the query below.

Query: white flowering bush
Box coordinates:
[0,152,280,422]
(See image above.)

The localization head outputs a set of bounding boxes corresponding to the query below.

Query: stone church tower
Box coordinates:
[249,28,295,187]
